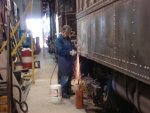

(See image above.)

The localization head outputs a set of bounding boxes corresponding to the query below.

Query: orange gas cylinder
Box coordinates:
[75,89,83,109]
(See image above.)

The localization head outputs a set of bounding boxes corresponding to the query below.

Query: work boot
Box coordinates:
[68,90,75,96]
[62,93,70,99]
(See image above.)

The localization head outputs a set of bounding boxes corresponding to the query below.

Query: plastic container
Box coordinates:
[49,84,62,104]
[0,96,8,112]
[15,62,23,71]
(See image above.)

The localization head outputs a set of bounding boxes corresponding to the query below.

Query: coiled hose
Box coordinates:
[13,85,28,113]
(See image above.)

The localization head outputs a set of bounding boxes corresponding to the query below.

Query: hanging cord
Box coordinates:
[136,81,142,113]
[13,85,28,113]
[103,85,109,102]
[125,76,130,102]
[50,63,57,85]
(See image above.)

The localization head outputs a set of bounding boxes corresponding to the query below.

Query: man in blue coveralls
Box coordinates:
[55,25,76,98]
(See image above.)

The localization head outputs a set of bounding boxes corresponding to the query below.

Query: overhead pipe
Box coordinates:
[48,0,53,38]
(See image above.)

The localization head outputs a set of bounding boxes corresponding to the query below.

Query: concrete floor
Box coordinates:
[27,48,85,113]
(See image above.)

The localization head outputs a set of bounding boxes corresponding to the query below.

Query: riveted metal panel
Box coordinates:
[77,0,150,85]
[131,0,150,80]
[89,4,116,65]
[114,0,133,75]
[77,16,90,56]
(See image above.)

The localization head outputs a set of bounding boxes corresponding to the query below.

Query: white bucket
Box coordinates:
[49,84,62,103]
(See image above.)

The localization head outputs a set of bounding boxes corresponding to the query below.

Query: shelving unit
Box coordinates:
[0,0,13,112]
[0,0,33,113]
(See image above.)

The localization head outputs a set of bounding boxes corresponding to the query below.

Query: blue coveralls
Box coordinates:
[55,34,73,95]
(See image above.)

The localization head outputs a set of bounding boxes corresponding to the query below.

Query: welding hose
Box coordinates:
[50,63,57,85]
[13,85,28,113]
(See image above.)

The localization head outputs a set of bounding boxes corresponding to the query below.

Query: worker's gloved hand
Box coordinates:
[70,50,77,56]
